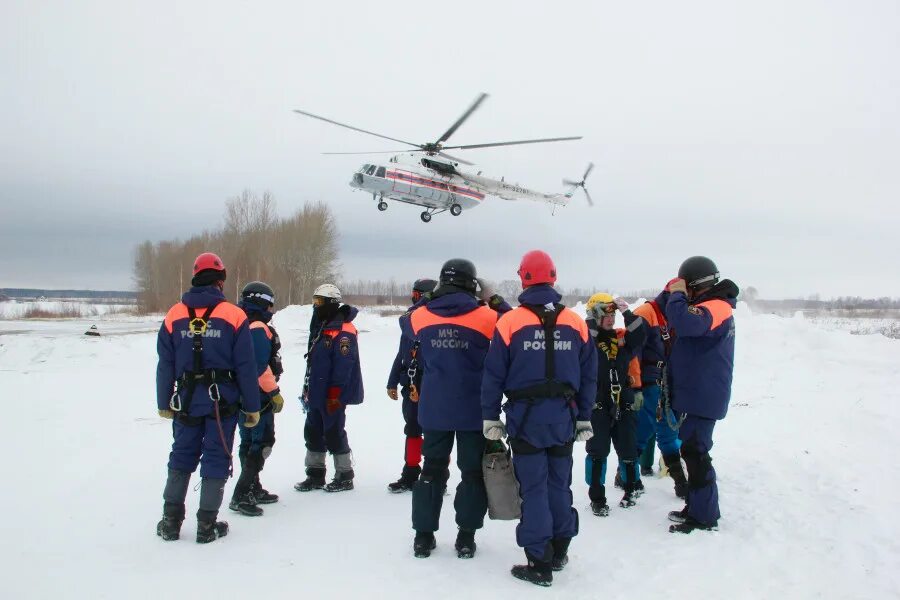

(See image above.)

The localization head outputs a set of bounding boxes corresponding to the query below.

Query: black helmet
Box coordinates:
[411,278,437,304]
[241,281,276,308]
[412,278,437,294]
[678,256,720,289]
[439,259,477,293]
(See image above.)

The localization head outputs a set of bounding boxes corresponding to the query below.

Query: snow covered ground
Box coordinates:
[0,302,898,599]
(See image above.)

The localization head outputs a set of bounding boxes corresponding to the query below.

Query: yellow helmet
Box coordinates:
[586,292,615,319]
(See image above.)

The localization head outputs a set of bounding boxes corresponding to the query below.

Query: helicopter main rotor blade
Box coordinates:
[293,109,422,149]
[322,150,411,155]
[442,136,583,150]
[437,151,474,165]
[583,162,595,180]
[436,93,489,145]
[562,178,581,187]
[583,187,595,207]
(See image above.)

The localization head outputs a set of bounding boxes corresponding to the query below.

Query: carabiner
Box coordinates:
[169,391,182,412]
[208,382,221,403]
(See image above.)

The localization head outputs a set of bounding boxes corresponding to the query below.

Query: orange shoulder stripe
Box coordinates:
[213,302,247,331]
[249,320,273,339]
[495,307,539,345]
[411,306,497,339]
[557,308,590,343]
[697,299,733,331]
[495,306,589,345]
[164,303,190,333]
[632,303,659,327]
[341,322,358,336]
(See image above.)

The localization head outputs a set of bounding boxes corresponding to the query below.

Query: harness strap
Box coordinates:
[171,304,219,415]
[648,300,673,355]
[507,303,573,434]
[407,340,422,401]
[302,322,327,403]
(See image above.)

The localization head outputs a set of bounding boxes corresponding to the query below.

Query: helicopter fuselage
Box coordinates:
[350,153,569,221]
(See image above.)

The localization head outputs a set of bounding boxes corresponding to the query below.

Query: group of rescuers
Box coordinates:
[155,249,738,588]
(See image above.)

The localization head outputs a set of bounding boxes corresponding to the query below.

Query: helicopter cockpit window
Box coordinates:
[375,166,386,178]
[359,164,370,173]
[366,165,376,175]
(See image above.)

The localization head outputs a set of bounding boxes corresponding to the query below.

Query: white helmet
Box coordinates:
[313,283,342,301]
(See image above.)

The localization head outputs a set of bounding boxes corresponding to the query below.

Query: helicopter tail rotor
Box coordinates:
[563,162,595,206]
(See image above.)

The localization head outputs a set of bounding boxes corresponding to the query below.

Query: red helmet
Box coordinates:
[193,252,226,276]
[518,250,557,287]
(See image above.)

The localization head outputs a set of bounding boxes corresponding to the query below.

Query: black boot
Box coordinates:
[668,506,689,523]
[641,465,654,477]
[156,502,184,541]
[253,475,279,504]
[551,538,571,572]
[591,500,610,516]
[669,515,718,534]
[196,509,228,544]
[455,528,476,559]
[294,467,326,492]
[511,549,553,587]
[229,490,263,516]
[663,453,689,500]
[413,532,436,558]
[325,470,354,493]
[590,483,609,516]
[388,465,421,494]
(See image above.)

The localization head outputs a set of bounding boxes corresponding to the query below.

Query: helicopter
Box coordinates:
[293,93,595,223]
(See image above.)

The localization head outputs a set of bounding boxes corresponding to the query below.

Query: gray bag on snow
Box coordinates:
[482,441,521,520]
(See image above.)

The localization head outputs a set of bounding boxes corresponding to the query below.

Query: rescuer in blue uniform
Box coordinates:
[664,256,738,534]
[482,250,598,587]
[386,278,437,493]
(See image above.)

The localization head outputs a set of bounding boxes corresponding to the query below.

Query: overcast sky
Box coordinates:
[2,1,898,298]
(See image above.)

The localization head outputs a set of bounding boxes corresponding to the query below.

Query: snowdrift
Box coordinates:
[0,303,897,598]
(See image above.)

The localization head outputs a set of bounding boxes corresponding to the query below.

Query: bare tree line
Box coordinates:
[133,191,339,312]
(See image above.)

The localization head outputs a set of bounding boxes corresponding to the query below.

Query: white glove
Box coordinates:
[476,278,495,302]
[575,420,594,442]
[482,419,506,440]
[632,390,644,411]
[614,297,629,313]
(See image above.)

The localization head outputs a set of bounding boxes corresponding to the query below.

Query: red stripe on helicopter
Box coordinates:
[386,170,485,201]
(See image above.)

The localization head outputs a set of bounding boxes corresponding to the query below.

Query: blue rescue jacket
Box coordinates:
[307,305,364,409]
[387,297,429,389]
[240,303,281,409]
[482,286,598,447]
[666,280,738,420]
[632,291,674,385]
[407,290,509,431]
[156,286,260,417]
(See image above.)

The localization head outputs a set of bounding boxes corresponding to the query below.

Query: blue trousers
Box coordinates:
[680,415,720,524]
[634,385,682,480]
[401,387,422,437]
[304,406,350,454]
[512,440,578,559]
[238,410,275,461]
[168,411,239,479]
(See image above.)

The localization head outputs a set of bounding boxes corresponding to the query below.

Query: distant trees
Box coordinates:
[132,191,338,313]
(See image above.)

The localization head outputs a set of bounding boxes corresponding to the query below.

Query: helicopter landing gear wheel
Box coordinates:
[420,211,432,223]
[450,203,462,216]
[377,201,388,211]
